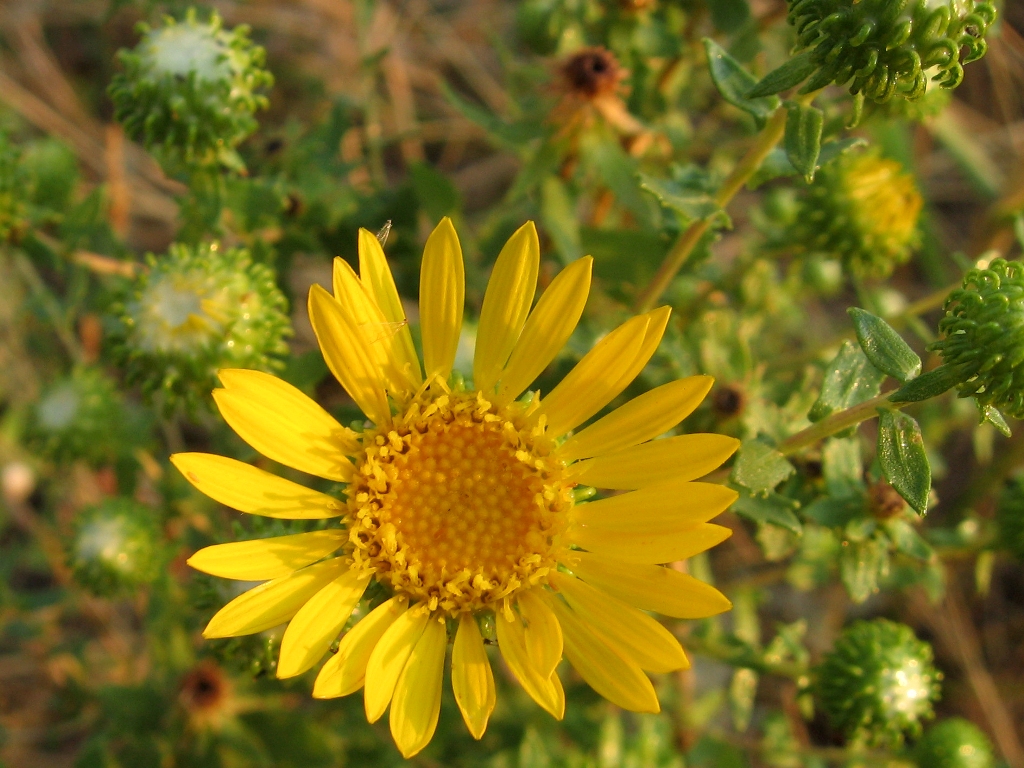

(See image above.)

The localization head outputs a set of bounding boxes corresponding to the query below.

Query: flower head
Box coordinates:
[931,258,1024,418]
[109,9,272,171]
[69,498,163,596]
[791,152,922,279]
[816,619,941,746]
[174,219,738,757]
[915,718,996,768]
[788,0,997,103]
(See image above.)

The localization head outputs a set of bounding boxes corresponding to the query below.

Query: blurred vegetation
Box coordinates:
[1,0,1024,767]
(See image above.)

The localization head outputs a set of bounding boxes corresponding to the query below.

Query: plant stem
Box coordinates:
[777,392,903,456]
[636,100,800,313]
[9,247,84,363]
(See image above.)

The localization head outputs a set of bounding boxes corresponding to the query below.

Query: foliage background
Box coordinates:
[1,0,1024,766]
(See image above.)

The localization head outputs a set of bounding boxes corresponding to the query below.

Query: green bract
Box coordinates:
[69,498,163,596]
[914,718,995,768]
[109,9,272,171]
[815,619,941,746]
[789,152,922,279]
[788,0,997,103]
[115,242,290,411]
[930,258,1024,418]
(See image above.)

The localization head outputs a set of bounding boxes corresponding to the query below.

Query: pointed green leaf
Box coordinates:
[809,341,886,422]
[848,308,922,383]
[639,174,722,223]
[885,518,934,561]
[746,51,818,98]
[784,103,823,181]
[888,364,961,403]
[747,138,867,189]
[731,489,803,534]
[732,439,796,494]
[840,536,890,603]
[704,39,779,128]
[877,409,931,515]
[980,404,1011,437]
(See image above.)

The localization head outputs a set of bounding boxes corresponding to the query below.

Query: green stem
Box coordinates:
[9,247,83,363]
[636,96,812,314]
[777,392,903,456]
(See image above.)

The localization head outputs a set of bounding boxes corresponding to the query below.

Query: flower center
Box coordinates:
[347,390,573,615]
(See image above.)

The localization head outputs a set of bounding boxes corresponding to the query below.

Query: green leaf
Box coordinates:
[440,82,542,147]
[980,404,1011,437]
[809,341,886,422]
[802,495,863,528]
[731,489,803,534]
[703,39,780,128]
[579,134,653,227]
[746,51,818,98]
[732,439,796,494]
[885,518,934,561]
[747,138,866,189]
[817,137,868,167]
[848,308,922,383]
[821,437,864,496]
[783,102,823,181]
[539,176,582,264]
[710,0,751,33]
[888,363,961,403]
[409,162,461,221]
[639,174,723,224]
[877,409,931,515]
[840,536,890,603]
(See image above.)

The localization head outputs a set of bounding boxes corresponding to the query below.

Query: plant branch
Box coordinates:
[777,392,902,456]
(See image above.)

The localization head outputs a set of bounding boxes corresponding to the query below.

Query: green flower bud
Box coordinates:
[914,718,995,768]
[995,477,1024,561]
[790,153,922,279]
[69,498,162,596]
[815,619,941,746]
[930,258,1024,418]
[109,9,272,171]
[27,367,133,466]
[114,242,290,411]
[789,0,997,103]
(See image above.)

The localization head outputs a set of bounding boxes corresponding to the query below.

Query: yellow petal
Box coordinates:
[364,604,430,723]
[543,593,659,713]
[357,229,422,386]
[187,530,347,580]
[573,480,738,532]
[390,616,447,758]
[550,572,688,673]
[557,375,714,461]
[333,256,417,396]
[171,453,345,519]
[608,306,672,393]
[495,609,565,719]
[474,222,540,394]
[313,597,405,699]
[203,558,348,638]
[535,315,648,438]
[213,370,357,481]
[277,569,370,679]
[494,256,593,406]
[569,434,740,490]
[569,522,733,564]
[419,217,465,381]
[565,551,733,618]
[517,589,562,679]
[307,284,391,426]
[452,614,496,740]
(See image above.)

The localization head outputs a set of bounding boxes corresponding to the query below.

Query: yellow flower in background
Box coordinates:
[172,218,739,758]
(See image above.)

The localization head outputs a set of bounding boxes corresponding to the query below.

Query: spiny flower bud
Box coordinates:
[115,242,290,412]
[930,258,1024,419]
[995,478,1024,562]
[815,619,941,746]
[914,718,995,768]
[69,498,162,596]
[788,0,997,103]
[109,9,272,171]
[790,153,922,279]
[26,367,135,466]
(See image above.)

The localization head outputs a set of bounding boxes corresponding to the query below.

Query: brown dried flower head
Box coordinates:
[179,660,234,728]
[560,47,623,101]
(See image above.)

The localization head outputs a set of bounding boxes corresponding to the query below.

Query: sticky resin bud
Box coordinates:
[115,242,290,412]
[109,8,272,171]
[788,0,997,103]
[914,718,995,768]
[930,259,1024,419]
[790,153,922,280]
[26,367,133,467]
[69,498,162,596]
[995,478,1024,562]
[815,619,941,746]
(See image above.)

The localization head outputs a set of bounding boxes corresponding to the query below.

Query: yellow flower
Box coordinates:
[173,218,739,758]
